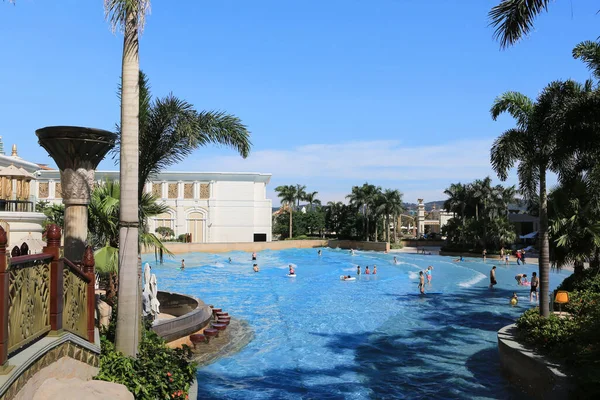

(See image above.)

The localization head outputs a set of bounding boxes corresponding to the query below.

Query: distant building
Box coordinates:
[35,170,273,243]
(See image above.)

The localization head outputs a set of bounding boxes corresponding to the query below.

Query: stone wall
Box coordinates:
[144,239,328,254]
[327,240,389,252]
[152,291,213,343]
[497,324,571,399]
[400,240,446,247]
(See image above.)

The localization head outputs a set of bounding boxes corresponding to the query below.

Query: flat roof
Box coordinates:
[35,170,272,184]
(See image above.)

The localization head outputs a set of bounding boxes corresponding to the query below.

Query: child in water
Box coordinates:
[180,259,185,270]
[418,271,425,294]
[393,256,398,264]
[289,264,295,275]
[373,265,377,274]
[510,293,519,306]
[357,265,361,275]
[252,252,257,261]
[253,264,259,273]
[365,266,370,274]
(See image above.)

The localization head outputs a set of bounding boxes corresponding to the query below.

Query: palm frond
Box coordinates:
[196,110,252,158]
[490,128,525,180]
[104,0,151,33]
[573,40,600,79]
[489,0,553,49]
[490,91,534,127]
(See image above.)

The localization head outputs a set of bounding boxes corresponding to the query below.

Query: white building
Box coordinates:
[34,170,273,243]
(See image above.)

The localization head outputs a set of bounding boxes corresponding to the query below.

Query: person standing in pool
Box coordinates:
[530,272,539,301]
[418,271,425,294]
[318,249,322,256]
[253,264,260,272]
[252,252,257,261]
[289,264,295,275]
[365,266,370,274]
[425,266,433,284]
[180,259,185,270]
[373,265,377,274]
[357,265,361,275]
[228,257,232,263]
[490,266,497,288]
[482,249,487,261]
[521,250,526,264]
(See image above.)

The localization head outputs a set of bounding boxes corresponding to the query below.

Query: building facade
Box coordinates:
[34,170,273,243]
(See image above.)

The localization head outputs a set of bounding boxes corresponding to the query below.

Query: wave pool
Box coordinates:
[143,248,571,400]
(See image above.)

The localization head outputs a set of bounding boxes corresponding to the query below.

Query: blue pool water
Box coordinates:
[143,248,572,400]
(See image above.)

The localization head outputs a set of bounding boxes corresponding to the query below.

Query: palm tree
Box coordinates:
[112,72,251,199]
[489,0,555,48]
[105,0,151,356]
[490,80,586,317]
[376,189,404,243]
[304,191,320,211]
[275,185,297,239]
[347,183,380,241]
[88,180,171,304]
[295,184,307,210]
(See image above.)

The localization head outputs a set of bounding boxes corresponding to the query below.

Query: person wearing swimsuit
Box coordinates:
[373,265,377,274]
[530,272,539,301]
[425,266,433,283]
[289,265,295,275]
[357,265,361,275]
[365,266,370,274]
[418,271,425,294]
[252,252,257,261]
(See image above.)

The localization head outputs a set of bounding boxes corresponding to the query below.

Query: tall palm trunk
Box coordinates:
[365,205,370,241]
[538,168,550,318]
[386,214,391,243]
[289,208,293,239]
[116,6,141,356]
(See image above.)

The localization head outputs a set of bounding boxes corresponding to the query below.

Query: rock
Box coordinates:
[32,378,133,400]
[97,296,112,329]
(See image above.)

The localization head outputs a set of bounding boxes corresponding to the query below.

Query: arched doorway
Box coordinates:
[186,211,206,243]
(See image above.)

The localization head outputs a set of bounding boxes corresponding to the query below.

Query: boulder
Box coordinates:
[33,378,133,400]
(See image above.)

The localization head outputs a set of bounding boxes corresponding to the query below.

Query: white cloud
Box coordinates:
[174,138,521,205]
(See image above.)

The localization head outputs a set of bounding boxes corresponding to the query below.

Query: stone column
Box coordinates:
[417,199,425,238]
[61,166,95,263]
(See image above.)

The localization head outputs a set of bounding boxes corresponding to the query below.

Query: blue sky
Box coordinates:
[1,0,599,205]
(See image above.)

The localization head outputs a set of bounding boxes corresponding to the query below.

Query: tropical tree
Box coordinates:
[112,71,251,199]
[104,0,150,356]
[376,189,404,243]
[88,180,171,303]
[304,191,320,211]
[295,184,307,210]
[490,80,588,317]
[347,183,381,241]
[275,185,297,239]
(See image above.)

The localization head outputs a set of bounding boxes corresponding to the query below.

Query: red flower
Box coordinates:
[167,372,172,377]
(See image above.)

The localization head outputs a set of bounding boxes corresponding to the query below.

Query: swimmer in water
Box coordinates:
[252,252,257,261]
[289,264,295,275]
[425,266,433,284]
[393,256,398,264]
[180,259,185,270]
[365,266,370,274]
[418,271,425,294]
[510,292,519,306]
[318,249,322,256]
[253,264,259,273]
[373,265,377,274]
[357,265,361,275]
[228,257,232,263]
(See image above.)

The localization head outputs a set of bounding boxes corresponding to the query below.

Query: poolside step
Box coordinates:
[216,319,230,326]
[217,316,231,322]
[204,328,219,339]
[189,334,206,348]
[211,323,227,331]
[211,308,222,315]
[215,312,228,317]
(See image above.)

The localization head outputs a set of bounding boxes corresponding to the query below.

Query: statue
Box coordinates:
[150,273,160,316]
[142,263,152,317]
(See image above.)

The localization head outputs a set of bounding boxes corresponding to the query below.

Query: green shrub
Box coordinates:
[96,307,197,399]
[515,308,579,352]
[557,268,600,293]
[390,242,403,250]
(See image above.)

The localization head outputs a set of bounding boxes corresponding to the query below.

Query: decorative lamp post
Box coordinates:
[36,126,116,263]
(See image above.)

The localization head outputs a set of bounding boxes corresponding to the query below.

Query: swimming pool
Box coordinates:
[143,248,572,400]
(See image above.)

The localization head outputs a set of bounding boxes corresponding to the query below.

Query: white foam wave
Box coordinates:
[277,263,297,269]
[458,273,487,288]
[408,271,419,279]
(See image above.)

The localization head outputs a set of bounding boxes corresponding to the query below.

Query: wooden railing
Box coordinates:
[0,224,95,372]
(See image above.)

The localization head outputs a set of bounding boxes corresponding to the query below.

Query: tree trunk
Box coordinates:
[386,214,391,243]
[116,6,141,357]
[365,205,370,241]
[394,215,398,243]
[374,215,378,242]
[538,169,550,318]
[107,272,118,305]
[289,208,293,239]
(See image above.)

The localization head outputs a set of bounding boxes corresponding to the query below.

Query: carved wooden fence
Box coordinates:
[0,224,95,372]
